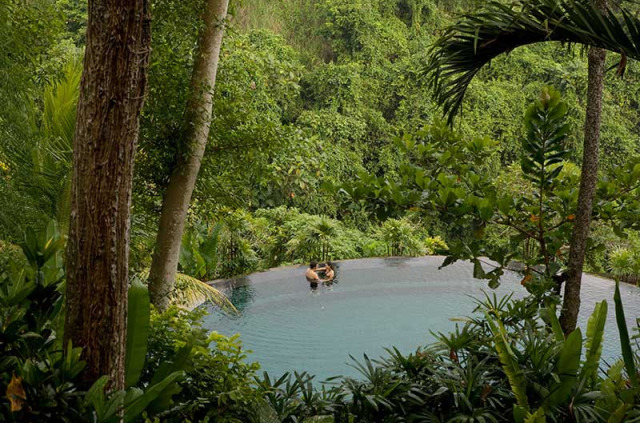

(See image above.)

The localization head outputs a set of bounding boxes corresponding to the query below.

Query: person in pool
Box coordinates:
[317,262,335,282]
[306,261,322,287]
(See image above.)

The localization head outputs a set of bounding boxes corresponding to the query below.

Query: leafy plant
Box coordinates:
[378,217,425,256]
[83,274,186,423]
[425,0,640,122]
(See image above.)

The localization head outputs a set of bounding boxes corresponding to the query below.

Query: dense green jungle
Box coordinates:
[2,0,640,421]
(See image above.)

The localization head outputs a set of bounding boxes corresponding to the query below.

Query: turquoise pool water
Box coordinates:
[202,257,640,381]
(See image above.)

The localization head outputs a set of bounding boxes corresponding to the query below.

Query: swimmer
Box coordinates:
[322,262,335,282]
[316,261,335,283]
[306,261,322,287]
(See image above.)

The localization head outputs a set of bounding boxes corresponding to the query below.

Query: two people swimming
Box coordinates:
[305,261,335,287]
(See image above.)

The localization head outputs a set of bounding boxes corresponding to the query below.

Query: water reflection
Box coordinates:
[225,283,255,316]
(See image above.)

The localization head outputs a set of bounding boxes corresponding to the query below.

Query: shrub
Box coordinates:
[0,240,26,274]
[144,307,261,422]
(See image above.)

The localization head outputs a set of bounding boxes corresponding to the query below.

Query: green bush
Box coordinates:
[0,240,26,274]
[0,223,76,422]
[143,307,261,422]
[1,224,191,423]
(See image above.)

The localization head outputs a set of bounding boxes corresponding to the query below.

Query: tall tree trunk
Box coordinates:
[64,0,151,388]
[148,0,229,311]
[560,0,607,334]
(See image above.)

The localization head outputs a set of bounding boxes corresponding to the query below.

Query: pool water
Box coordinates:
[202,257,640,381]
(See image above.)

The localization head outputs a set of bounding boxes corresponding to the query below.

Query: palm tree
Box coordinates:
[314,217,338,261]
[286,216,338,262]
[562,0,608,336]
[425,0,640,333]
[426,0,640,120]
[379,218,425,256]
[608,248,633,282]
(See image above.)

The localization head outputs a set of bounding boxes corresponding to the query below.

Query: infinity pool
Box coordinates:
[202,257,640,380]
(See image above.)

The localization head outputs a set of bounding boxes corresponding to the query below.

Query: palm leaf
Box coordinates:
[43,58,82,147]
[171,273,237,313]
[0,57,81,235]
[138,269,236,313]
[425,0,640,123]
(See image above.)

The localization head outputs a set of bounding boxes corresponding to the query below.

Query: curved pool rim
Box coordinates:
[203,256,640,381]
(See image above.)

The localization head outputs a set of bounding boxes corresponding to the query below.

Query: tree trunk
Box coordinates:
[148,0,229,311]
[559,0,607,334]
[64,0,151,388]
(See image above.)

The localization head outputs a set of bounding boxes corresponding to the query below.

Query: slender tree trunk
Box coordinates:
[560,0,607,334]
[148,0,229,311]
[64,0,151,388]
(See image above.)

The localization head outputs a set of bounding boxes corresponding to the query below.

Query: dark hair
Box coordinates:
[309,261,317,268]
[326,261,334,269]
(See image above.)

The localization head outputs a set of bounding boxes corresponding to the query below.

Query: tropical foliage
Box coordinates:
[3,0,640,422]
[425,0,640,121]
[170,207,447,281]
[0,224,185,422]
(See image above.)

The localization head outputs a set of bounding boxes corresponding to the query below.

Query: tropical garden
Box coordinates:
[2,0,640,421]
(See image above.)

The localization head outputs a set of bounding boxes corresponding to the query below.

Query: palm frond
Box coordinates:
[425,0,640,123]
[172,273,238,313]
[137,269,237,313]
[43,57,82,148]
[42,58,82,232]
[0,57,81,236]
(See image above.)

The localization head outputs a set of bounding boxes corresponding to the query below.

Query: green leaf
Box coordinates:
[85,376,110,418]
[608,402,631,423]
[125,277,151,388]
[123,371,183,423]
[487,315,529,408]
[150,344,192,385]
[473,259,486,279]
[546,328,582,408]
[540,306,564,342]
[614,281,638,389]
[581,301,607,384]
[514,405,528,423]
[525,407,547,423]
